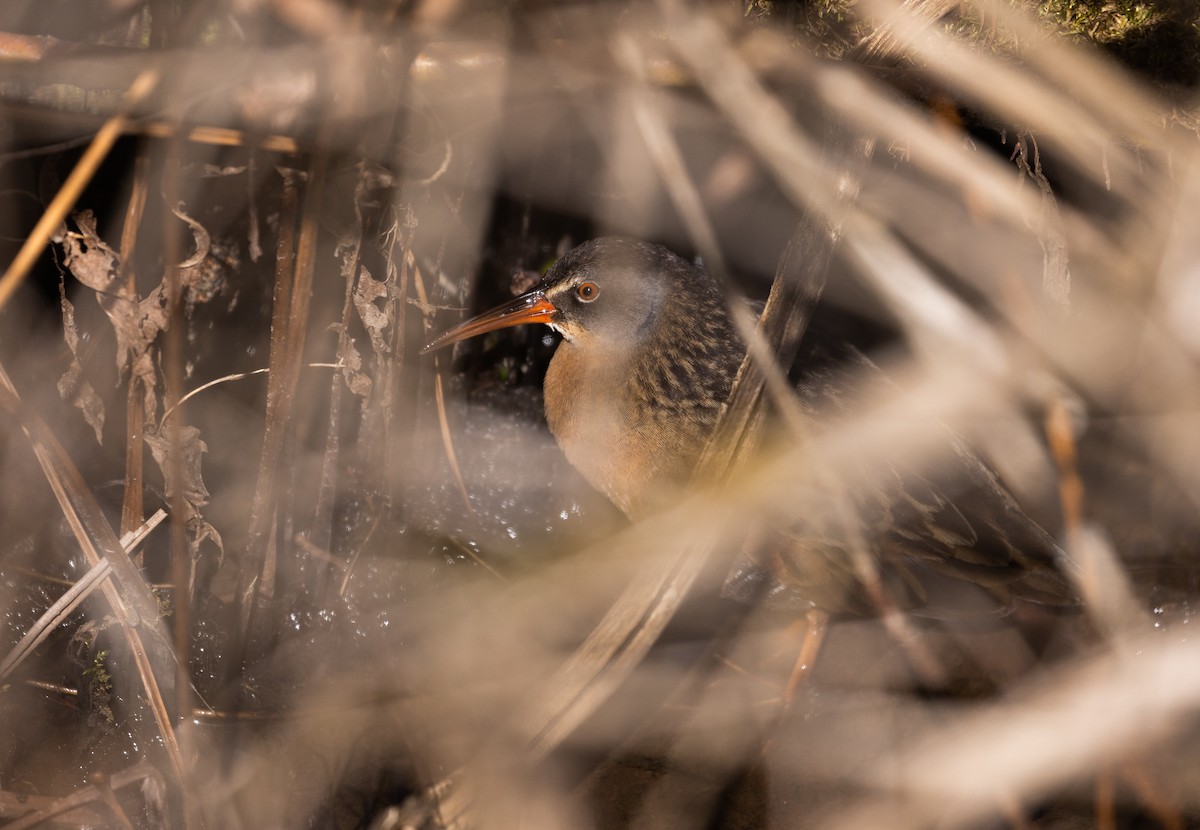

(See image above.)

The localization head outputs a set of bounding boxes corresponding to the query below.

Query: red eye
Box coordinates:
[576,281,600,302]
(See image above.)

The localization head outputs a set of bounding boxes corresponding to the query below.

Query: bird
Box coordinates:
[424,237,1074,617]
[424,238,744,519]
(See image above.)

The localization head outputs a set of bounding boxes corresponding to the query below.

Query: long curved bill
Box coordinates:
[421,289,560,353]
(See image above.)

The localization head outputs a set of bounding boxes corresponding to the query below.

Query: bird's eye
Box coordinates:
[576,281,600,302]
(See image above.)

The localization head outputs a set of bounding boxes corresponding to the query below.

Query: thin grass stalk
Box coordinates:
[274,150,331,592]
[376,208,409,510]
[158,129,197,823]
[239,169,300,623]
[1118,760,1184,830]
[118,152,152,539]
[309,166,371,566]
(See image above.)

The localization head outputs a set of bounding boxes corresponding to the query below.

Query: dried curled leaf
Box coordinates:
[171,201,212,270]
[145,426,210,512]
[58,212,166,407]
[172,201,238,316]
[58,211,121,294]
[332,324,372,400]
[57,283,106,444]
[145,426,225,574]
[59,207,236,424]
[181,238,237,313]
[352,265,391,354]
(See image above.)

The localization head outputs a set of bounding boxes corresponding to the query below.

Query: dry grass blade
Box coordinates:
[822,635,1200,830]
[433,369,475,514]
[159,365,342,427]
[310,170,367,555]
[956,0,1167,149]
[238,171,299,615]
[1,560,113,683]
[239,157,328,622]
[1044,400,1147,634]
[518,515,723,760]
[0,367,184,786]
[813,63,1047,241]
[617,29,821,425]
[856,0,1153,212]
[0,793,103,826]
[844,214,1011,375]
[0,510,167,681]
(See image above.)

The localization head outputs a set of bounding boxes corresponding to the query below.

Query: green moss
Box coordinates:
[151,586,174,620]
[1035,0,1161,42]
[82,649,116,729]
[1036,0,1200,87]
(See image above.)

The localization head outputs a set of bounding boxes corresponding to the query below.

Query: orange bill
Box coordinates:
[421,290,560,353]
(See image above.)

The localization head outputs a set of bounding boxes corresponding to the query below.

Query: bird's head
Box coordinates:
[422,238,712,355]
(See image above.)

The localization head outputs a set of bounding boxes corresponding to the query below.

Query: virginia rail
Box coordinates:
[424,237,1073,614]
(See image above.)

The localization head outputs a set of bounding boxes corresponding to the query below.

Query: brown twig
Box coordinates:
[158,124,197,776]
[1095,768,1117,830]
[229,156,330,744]
[118,153,151,540]
[311,164,371,562]
[240,165,302,618]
